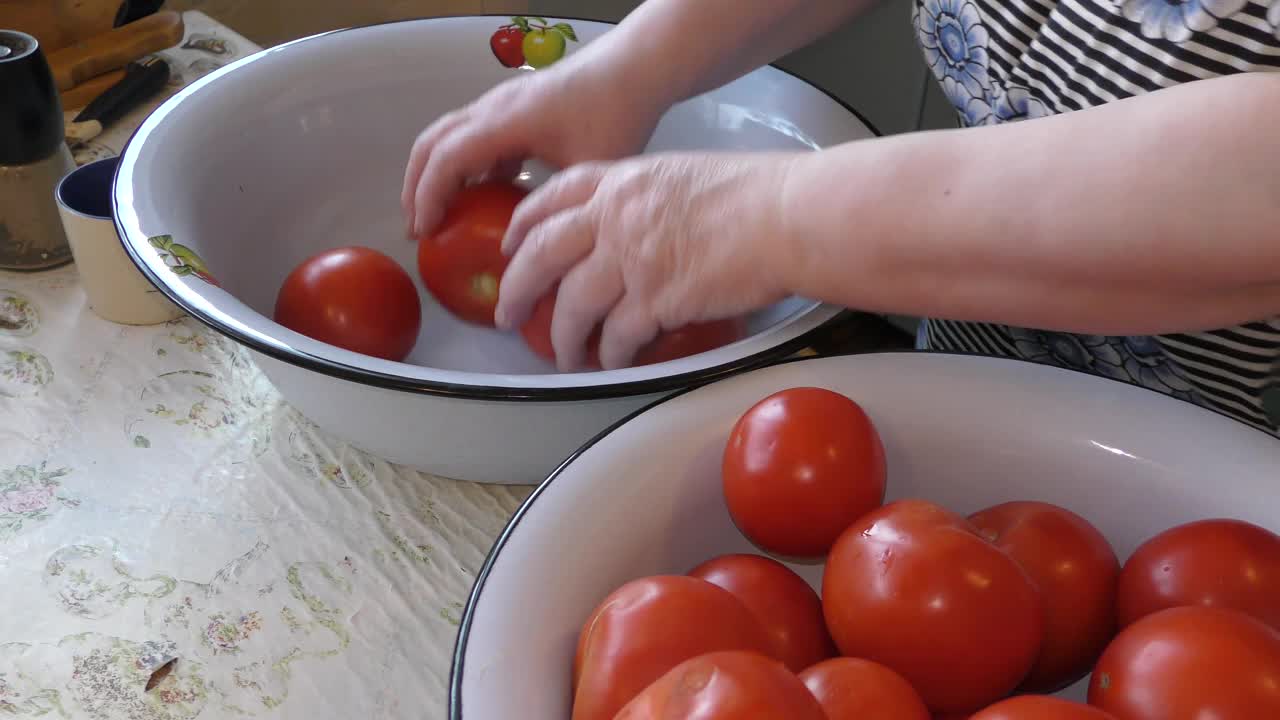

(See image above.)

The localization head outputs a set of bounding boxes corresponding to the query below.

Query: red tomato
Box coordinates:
[1116,518,1280,631]
[572,575,772,720]
[822,499,1043,715]
[520,289,748,368]
[970,696,1117,720]
[522,291,598,366]
[721,387,886,560]
[799,657,930,720]
[613,650,827,720]
[273,246,421,361]
[417,180,527,326]
[968,501,1120,693]
[688,554,836,672]
[1088,606,1280,719]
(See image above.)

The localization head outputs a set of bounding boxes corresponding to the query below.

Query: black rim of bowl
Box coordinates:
[447,348,1279,718]
[111,14,882,403]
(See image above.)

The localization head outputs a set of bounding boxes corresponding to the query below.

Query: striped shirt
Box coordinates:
[911,0,1280,433]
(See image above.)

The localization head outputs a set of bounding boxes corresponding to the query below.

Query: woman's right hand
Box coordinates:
[401,51,668,237]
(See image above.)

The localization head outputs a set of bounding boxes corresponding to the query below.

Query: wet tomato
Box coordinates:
[1088,606,1280,719]
[1116,518,1280,631]
[273,246,420,361]
[822,499,1043,715]
[417,180,527,326]
[520,289,747,368]
[721,387,886,560]
[613,650,827,720]
[798,657,930,720]
[968,501,1120,692]
[688,554,835,672]
[572,575,772,720]
[969,695,1118,720]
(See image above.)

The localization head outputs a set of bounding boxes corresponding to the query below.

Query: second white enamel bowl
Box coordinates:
[450,352,1280,717]
[112,16,877,484]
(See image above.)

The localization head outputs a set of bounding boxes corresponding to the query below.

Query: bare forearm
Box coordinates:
[593,0,876,108]
[781,73,1280,334]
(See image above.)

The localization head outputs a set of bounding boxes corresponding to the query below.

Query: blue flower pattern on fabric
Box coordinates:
[992,85,1050,122]
[919,0,991,96]
[915,0,994,126]
[911,0,1239,409]
[1121,0,1247,42]
[1009,330,1200,402]
[941,76,994,126]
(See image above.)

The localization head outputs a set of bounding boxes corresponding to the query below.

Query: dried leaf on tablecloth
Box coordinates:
[145,657,177,691]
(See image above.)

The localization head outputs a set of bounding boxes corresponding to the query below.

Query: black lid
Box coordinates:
[0,30,64,165]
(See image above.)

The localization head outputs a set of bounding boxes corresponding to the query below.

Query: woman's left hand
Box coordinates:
[494,151,803,371]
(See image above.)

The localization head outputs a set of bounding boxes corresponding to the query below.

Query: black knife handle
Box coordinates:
[74,56,170,128]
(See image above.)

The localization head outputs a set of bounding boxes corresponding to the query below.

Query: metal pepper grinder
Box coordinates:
[0,29,75,271]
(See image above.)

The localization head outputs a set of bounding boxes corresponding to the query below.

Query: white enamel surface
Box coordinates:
[113,16,872,391]
[253,351,661,484]
[455,353,1280,718]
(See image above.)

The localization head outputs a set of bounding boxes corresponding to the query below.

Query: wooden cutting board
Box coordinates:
[60,67,126,112]
[47,10,183,91]
[0,0,121,53]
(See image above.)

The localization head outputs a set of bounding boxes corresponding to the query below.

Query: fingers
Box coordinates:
[401,111,467,228]
[495,208,597,331]
[597,295,660,371]
[551,252,625,371]
[411,120,530,237]
[487,157,526,184]
[503,163,606,256]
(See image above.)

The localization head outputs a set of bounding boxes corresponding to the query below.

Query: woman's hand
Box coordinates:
[401,54,666,237]
[401,0,878,237]
[494,151,804,370]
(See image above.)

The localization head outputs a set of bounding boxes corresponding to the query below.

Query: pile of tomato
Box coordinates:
[272,181,746,367]
[573,386,1280,720]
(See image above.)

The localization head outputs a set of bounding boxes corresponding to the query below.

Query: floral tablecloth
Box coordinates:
[3,12,530,720]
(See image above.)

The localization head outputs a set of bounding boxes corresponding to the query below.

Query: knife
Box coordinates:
[61,68,127,113]
[65,56,170,145]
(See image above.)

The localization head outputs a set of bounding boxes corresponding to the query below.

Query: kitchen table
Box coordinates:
[2,13,530,719]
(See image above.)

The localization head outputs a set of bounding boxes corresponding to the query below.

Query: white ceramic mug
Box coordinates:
[54,156,184,325]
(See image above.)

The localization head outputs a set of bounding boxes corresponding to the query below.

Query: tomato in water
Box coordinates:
[572,575,772,720]
[273,246,421,362]
[416,180,527,326]
[613,650,827,720]
[721,387,886,560]
[636,320,747,365]
[1116,518,1280,631]
[1088,605,1280,719]
[969,695,1118,720]
[798,657,930,720]
[822,499,1043,715]
[688,553,836,673]
[968,501,1120,693]
[520,289,748,368]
